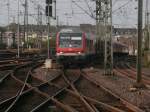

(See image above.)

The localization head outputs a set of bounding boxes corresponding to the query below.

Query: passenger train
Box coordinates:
[56,29,129,63]
[56,29,95,63]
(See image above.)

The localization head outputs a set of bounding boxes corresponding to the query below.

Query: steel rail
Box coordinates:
[0,63,76,111]
[1,62,144,112]
[5,65,35,111]
[125,64,150,78]
[67,89,125,112]
[65,70,128,112]
[115,64,150,85]
[81,70,145,112]
[6,71,79,112]
[0,59,44,111]
[31,70,83,112]
[21,68,96,112]
[62,69,96,112]
[0,62,35,111]
[61,69,139,112]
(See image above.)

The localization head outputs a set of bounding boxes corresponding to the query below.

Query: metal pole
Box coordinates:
[110,0,113,74]
[7,0,10,48]
[26,0,29,49]
[37,5,40,49]
[7,0,10,31]
[96,0,101,54]
[24,0,29,49]
[145,0,149,50]
[24,2,26,47]
[147,0,150,50]
[54,0,56,19]
[104,0,113,75]
[47,3,50,59]
[40,12,42,49]
[145,0,148,26]
[137,0,143,83]
[17,0,20,58]
[57,16,59,28]
[37,5,42,49]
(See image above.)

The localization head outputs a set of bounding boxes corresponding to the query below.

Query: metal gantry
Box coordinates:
[37,5,43,49]
[96,0,103,54]
[96,0,113,75]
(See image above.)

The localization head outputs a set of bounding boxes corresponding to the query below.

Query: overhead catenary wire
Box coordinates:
[0,0,147,28]
[84,0,94,18]
[72,0,96,20]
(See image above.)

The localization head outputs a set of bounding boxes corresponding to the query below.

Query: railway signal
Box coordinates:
[46,0,52,4]
[45,0,53,67]
[45,0,56,60]
[45,0,52,17]
[45,0,53,59]
[45,5,52,17]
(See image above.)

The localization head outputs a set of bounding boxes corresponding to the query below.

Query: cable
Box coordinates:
[84,0,94,17]
[72,0,96,19]
[113,0,132,13]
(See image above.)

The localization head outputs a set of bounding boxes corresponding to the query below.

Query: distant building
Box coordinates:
[3,31,14,47]
[113,28,137,35]
[115,35,137,55]
[0,23,139,51]
[80,24,95,33]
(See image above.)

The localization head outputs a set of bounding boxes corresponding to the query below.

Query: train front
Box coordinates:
[56,32,85,63]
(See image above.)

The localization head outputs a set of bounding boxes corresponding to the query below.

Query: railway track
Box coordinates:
[0,57,45,111]
[30,69,125,112]
[0,64,31,111]
[114,63,150,85]
[114,62,150,111]
[0,61,145,112]
[0,56,46,70]
[0,49,46,63]
[0,51,16,60]
[72,70,145,112]
[126,55,136,67]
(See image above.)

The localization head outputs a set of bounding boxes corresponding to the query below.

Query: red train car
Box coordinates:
[56,29,95,63]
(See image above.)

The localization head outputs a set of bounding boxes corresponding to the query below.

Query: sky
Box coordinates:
[0,0,149,28]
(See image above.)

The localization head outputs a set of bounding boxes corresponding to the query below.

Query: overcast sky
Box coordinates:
[0,0,149,28]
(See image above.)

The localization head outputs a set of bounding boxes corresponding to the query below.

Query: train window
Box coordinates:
[71,37,82,40]
[60,36,70,39]
[59,33,82,48]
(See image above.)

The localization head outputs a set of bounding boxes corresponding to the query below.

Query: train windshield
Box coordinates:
[59,33,82,48]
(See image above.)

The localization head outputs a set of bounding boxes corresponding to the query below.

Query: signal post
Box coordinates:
[45,0,53,69]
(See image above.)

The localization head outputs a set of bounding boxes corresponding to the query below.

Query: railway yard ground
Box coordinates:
[33,62,150,112]
[0,50,150,112]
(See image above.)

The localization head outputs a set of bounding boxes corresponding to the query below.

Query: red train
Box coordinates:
[56,29,129,64]
[56,29,95,63]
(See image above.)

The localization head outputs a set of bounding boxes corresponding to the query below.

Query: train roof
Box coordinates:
[59,28,82,33]
[113,41,128,48]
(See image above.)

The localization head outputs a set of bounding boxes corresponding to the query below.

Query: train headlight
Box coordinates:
[60,52,63,54]
[78,52,81,54]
